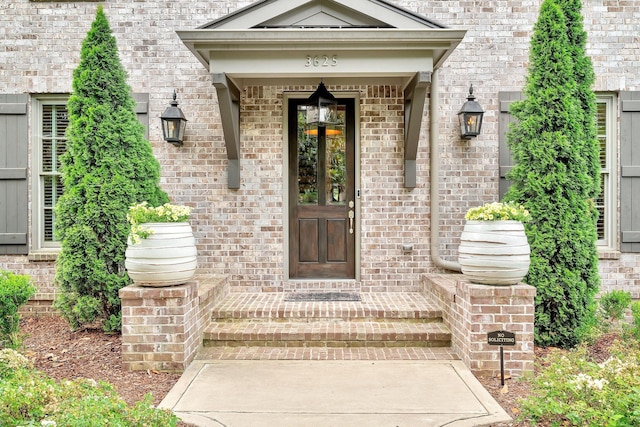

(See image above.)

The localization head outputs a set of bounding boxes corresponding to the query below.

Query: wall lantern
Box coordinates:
[457,84,484,139]
[306,81,338,127]
[160,90,188,146]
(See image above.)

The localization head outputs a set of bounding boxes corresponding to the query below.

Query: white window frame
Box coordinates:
[31,95,69,251]
[597,93,617,251]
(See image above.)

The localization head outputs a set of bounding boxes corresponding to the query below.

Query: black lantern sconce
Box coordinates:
[160,90,188,146]
[306,81,338,127]
[457,84,484,139]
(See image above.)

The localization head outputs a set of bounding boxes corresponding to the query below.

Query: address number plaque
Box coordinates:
[305,55,338,67]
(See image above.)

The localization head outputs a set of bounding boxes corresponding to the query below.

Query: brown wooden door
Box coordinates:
[288,98,355,279]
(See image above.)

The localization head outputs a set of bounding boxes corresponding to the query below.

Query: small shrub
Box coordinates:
[0,349,178,426]
[0,348,32,377]
[629,302,640,341]
[599,290,632,321]
[0,271,36,349]
[518,340,640,426]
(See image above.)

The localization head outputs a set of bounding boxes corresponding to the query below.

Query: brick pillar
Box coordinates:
[423,274,535,378]
[119,273,226,372]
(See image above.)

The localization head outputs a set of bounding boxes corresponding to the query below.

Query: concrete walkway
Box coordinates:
[159,359,512,427]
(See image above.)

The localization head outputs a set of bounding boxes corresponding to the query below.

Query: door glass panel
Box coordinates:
[297,105,346,206]
[326,126,346,205]
[297,107,318,205]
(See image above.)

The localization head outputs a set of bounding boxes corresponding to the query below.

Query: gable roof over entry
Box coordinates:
[177,0,466,188]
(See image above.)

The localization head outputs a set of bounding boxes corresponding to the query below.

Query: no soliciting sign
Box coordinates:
[487,330,516,346]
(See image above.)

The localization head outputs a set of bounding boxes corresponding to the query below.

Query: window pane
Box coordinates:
[596,175,606,240]
[595,98,611,245]
[40,102,68,243]
[44,208,53,242]
[55,107,68,138]
[42,139,53,172]
[43,106,53,137]
[56,140,66,171]
[596,102,607,168]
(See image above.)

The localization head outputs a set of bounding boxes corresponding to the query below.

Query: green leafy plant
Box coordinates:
[518,341,640,426]
[0,271,36,349]
[599,290,632,321]
[127,202,192,243]
[53,6,168,332]
[464,201,531,222]
[503,0,600,348]
[629,302,640,341]
[0,348,178,426]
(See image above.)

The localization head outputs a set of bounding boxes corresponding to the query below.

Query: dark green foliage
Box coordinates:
[0,271,36,349]
[504,0,600,347]
[54,6,168,332]
[558,0,601,202]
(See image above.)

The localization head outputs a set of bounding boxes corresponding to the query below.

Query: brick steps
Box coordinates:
[203,320,451,348]
[203,292,453,355]
[210,291,443,322]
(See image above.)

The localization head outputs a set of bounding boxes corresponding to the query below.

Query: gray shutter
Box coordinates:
[620,91,640,252]
[132,93,149,138]
[0,94,28,254]
[498,92,524,199]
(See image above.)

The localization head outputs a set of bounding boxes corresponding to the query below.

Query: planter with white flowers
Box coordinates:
[125,202,197,287]
[458,201,531,286]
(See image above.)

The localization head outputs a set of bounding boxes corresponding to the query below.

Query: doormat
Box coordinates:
[284,292,361,302]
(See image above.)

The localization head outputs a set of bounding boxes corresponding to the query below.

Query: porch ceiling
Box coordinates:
[176,0,466,188]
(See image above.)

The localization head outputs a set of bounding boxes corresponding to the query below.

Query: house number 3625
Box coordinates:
[305,55,338,67]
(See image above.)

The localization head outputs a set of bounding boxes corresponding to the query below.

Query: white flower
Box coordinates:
[570,373,609,390]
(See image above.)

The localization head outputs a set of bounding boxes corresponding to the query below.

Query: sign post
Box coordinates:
[487,330,516,386]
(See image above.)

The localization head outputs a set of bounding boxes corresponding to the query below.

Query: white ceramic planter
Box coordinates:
[458,220,530,286]
[125,222,197,287]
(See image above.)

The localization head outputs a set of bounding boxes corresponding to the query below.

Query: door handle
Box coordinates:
[348,200,355,234]
[348,210,355,234]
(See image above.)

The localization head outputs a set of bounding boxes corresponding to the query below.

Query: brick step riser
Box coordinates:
[211,317,443,324]
[203,339,451,348]
[203,331,450,342]
[210,312,443,323]
[203,320,452,349]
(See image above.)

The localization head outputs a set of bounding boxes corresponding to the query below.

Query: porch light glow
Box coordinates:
[304,128,343,137]
[161,90,188,146]
[306,81,338,127]
[457,84,484,139]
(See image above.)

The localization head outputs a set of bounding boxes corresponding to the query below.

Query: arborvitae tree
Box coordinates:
[54,6,168,332]
[504,0,599,348]
[556,0,601,301]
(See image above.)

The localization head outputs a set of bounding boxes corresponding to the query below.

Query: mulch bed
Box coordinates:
[19,315,620,427]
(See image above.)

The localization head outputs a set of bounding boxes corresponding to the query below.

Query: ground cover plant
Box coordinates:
[0,348,179,427]
[54,5,168,333]
[516,291,640,426]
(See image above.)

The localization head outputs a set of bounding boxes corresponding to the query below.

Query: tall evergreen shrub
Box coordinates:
[504,0,600,348]
[54,6,168,332]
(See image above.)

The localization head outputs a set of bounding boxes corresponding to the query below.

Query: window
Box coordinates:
[499,92,618,252]
[32,95,69,250]
[596,94,617,250]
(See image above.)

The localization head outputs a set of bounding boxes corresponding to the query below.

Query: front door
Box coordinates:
[288,98,355,279]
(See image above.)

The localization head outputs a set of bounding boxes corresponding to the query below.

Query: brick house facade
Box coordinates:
[1,0,640,310]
